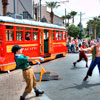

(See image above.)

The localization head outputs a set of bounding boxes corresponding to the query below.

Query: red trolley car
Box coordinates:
[0,16,67,71]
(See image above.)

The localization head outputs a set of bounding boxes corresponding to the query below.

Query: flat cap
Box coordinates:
[12,45,22,54]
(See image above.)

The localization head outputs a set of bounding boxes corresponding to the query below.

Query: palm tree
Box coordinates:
[70,11,77,24]
[87,20,93,40]
[66,14,71,26]
[61,15,66,25]
[2,0,8,16]
[46,2,60,24]
[93,17,99,39]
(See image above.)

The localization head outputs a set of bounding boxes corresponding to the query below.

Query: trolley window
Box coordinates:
[33,28,38,31]
[25,28,31,40]
[33,32,38,40]
[6,26,14,41]
[59,31,63,40]
[6,30,14,41]
[6,26,14,29]
[44,30,48,40]
[33,28,38,40]
[16,27,23,41]
[25,27,31,30]
[16,27,23,30]
[53,30,55,40]
[56,31,59,40]
[16,31,23,40]
[63,31,66,40]
[0,26,2,41]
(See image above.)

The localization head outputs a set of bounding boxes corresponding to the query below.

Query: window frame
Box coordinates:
[16,26,23,41]
[32,28,38,41]
[5,25,14,41]
[25,27,31,41]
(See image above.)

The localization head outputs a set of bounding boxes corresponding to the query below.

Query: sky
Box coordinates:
[41,0,100,28]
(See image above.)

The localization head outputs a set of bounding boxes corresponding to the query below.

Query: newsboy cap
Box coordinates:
[12,45,22,54]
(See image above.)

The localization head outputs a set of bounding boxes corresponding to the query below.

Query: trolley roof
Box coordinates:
[0,16,66,30]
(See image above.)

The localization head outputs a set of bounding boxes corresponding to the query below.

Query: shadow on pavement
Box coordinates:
[0,69,16,74]
[60,81,100,90]
[70,66,86,70]
[26,96,36,100]
[0,71,7,74]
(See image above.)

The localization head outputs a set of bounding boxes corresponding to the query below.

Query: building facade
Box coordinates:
[0,0,63,25]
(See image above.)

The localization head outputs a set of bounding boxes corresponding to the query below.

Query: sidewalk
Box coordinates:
[0,66,42,100]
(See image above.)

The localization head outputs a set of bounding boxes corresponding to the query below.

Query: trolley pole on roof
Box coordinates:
[40,0,42,21]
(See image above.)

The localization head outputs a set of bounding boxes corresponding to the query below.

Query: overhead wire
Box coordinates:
[18,0,32,18]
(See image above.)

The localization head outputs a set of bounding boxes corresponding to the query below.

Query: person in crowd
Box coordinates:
[71,39,75,52]
[75,38,79,52]
[73,41,88,68]
[12,45,44,100]
[88,40,92,47]
[25,33,30,40]
[83,39,100,81]
[67,41,71,53]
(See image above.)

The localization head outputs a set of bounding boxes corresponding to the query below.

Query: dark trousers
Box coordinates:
[77,52,88,62]
[87,57,100,76]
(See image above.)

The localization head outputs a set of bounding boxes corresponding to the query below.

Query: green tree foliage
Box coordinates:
[61,11,77,26]
[87,16,100,39]
[66,14,71,26]
[70,11,77,23]
[61,16,66,24]
[67,25,80,38]
[77,22,87,39]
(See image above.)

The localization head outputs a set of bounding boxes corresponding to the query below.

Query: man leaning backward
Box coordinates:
[12,45,44,100]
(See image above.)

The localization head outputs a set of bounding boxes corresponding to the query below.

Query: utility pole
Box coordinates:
[80,12,82,39]
[14,0,16,18]
[79,12,85,39]
[33,0,34,19]
[65,8,66,24]
[40,0,41,21]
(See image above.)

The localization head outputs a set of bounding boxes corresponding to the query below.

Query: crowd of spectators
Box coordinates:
[67,38,96,53]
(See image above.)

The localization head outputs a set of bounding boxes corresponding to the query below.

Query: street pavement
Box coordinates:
[0,53,100,100]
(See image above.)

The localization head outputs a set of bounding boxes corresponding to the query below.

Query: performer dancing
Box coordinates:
[73,42,88,68]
